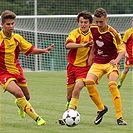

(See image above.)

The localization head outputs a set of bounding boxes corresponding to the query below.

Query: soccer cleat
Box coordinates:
[36,116,46,126]
[58,119,65,125]
[117,82,122,89]
[117,117,127,125]
[15,99,25,118]
[94,105,108,125]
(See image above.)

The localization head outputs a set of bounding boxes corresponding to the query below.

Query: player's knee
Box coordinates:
[109,71,118,78]
[108,81,117,89]
[85,79,95,90]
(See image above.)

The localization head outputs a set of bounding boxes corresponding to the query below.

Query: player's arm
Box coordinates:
[18,34,54,55]
[30,44,54,54]
[88,44,94,66]
[115,51,125,63]
[115,34,125,63]
[123,42,129,57]
[110,34,125,66]
[65,42,83,49]
[66,40,93,49]
[123,30,130,58]
[110,51,125,67]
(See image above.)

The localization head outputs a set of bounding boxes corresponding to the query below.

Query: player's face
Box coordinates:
[94,16,108,31]
[78,17,90,33]
[1,19,15,37]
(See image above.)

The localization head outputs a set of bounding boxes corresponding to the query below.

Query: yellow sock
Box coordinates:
[69,98,79,110]
[108,81,122,119]
[119,72,126,85]
[85,80,104,111]
[86,85,104,111]
[17,96,39,121]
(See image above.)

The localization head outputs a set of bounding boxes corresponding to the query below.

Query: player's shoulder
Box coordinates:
[124,27,133,34]
[13,33,22,38]
[13,33,24,41]
[69,28,83,36]
[108,25,120,36]
[90,24,97,28]
[13,33,24,43]
[108,25,118,33]
[70,28,80,33]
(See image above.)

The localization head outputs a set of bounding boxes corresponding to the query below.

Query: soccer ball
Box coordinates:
[62,109,80,127]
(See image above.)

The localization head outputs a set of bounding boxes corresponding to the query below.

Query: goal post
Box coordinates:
[6,14,133,71]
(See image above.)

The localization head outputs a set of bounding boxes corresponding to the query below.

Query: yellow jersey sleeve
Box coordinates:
[14,34,34,55]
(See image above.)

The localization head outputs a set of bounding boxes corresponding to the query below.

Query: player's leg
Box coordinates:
[58,85,74,125]
[85,64,108,125]
[14,74,30,118]
[59,64,86,125]
[66,85,74,110]
[6,81,46,125]
[15,86,30,118]
[58,65,74,125]
[59,80,84,125]
[85,76,108,125]
[118,58,130,89]
[118,67,130,89]
[69,65,90,110]
[65,63,75,110]
[15,98,25,118]
[69,80,84,110]
[108,71,127,125]
[20,86,30,100]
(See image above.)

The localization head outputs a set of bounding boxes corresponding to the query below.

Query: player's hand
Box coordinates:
[125,52,129,58]
[45,44,54,54]
[110,59,119,67]
[83,40,94,47]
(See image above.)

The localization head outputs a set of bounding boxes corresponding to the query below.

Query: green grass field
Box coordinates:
[0,71,132,133]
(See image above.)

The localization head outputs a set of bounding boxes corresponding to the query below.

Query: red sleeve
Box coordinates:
[25,46,35,56]
[66,39,74,45]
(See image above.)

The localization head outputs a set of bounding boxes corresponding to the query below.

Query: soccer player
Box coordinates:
[0,10,54,126]
[117,19,133,89]
[59,11,93,125]
[85,7,127,125]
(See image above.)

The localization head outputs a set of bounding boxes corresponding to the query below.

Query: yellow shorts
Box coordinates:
[88,63,119,83]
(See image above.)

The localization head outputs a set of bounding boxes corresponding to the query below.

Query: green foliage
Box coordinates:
[0,71,132,133]
[0,0,132,15]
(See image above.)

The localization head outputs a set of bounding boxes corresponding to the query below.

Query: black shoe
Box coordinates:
[94,105,108,125]
[117,117,127,125]
[58,119,65,125]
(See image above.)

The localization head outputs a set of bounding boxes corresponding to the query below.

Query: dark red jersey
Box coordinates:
[90,25,124,64]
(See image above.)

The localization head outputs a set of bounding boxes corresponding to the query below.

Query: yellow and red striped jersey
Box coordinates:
[66,27,92,67]
[0,30,34,75]
[123,27,133,59]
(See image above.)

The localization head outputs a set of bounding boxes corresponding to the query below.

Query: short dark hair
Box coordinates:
[1,10,16,23]
[94,8,107,18]
[77,11,93,23]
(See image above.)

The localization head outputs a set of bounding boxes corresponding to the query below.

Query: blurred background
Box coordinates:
[0,0,132,71]
[0,0,133,15]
